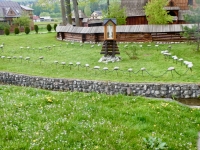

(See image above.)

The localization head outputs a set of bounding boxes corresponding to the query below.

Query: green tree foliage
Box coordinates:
[54,24,57,31]
[13,13,31,27]
[47,24,52,32]
[4,28,10,35]
[183,3,200,51]
[40,12,50,16]
[102,1,127,25]
[84,5,92,17]
[0,22,10,30]
[14,27,20,35]
[144,0,173,24]
[34,25,39,33]
[181,26,197,44]
[25,26,30,35]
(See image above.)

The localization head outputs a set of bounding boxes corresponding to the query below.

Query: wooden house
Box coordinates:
[70,10,88,27]
[0,1,33,25]
[121,0,197,25]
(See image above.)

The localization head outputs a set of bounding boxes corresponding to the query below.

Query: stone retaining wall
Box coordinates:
[0,72,200,99]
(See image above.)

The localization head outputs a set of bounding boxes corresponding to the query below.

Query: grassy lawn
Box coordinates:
[0,85,199,149]
[0,32,200,83]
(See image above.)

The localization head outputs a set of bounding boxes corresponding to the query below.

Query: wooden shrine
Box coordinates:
[100,18,120,57]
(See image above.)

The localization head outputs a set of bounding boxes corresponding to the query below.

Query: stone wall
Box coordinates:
[0,72,200,99]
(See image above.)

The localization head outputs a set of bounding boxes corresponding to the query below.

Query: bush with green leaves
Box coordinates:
[54,24,57,31]
[24,26,30,35]
[14,27,20,35]
[0,22,10,30]
[47,24,52,32]
[34,25,39,33]
[4,28,10,35]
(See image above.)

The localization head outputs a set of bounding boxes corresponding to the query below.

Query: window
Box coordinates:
[188,0,193,5]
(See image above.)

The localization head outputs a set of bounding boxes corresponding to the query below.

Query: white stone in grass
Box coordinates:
[20,46,23,49]
[54,61,58,64]
[39,56,44,59]
[61,62,66,65]
[69,62,73,65]
[25,57,30,60]
[1,56,5,59]
[168,67,175,71]
[76,62,80,65]
[141,67,146,71]
[19,56,23,59]
[7,57,11,59]
[85,64,89,67]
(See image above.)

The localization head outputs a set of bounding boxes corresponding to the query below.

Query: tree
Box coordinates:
[60,0,67,25]
[66,0,72,24]
[25,26,30,34]
[47,24,52,32]
[4,28,10,35]
[144,0,173,24]
[40,12,50,16]
[72,0,80,26]
[14,27,20,35]
[13,13,31,27]
[34,25,39,33]
[0,22,9,30]
[102,1,127,25]
[84,5,91,17]
[183,2,200,51]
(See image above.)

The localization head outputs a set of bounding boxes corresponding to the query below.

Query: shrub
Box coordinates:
[14,27,20,35]
[4,28,10,35]
[54,24,57,31]
[0,22,10,30]
[47,24,52,32]
[34,25,39,33]
[25,26,30,35]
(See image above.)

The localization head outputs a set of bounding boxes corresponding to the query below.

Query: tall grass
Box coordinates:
[0,32,200,83]
[0,85,199,149]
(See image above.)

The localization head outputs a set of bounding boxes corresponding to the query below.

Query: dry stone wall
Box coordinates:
[0,72,200,99]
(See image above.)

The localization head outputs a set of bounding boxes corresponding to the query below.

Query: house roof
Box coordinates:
[103,18,117,25]
[121,0,148,17]
[56,24,197,34]
[20,5,33,11]
[0,1,22,18]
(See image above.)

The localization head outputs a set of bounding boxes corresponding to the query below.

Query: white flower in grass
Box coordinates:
[128,68,133,72]
[94,66,100,69]
[114,67,119,70]
[103,67,108,70]
[168,67,175,71]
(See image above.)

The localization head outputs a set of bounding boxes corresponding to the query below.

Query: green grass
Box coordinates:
[0,32,200,83]
[0,85,199,149]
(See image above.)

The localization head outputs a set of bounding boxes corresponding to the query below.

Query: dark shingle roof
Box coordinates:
[121,0,148,17]
[0,1,22,18]
[56,24,197,33]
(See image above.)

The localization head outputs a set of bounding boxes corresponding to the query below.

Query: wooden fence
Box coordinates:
[56,24,197,43]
